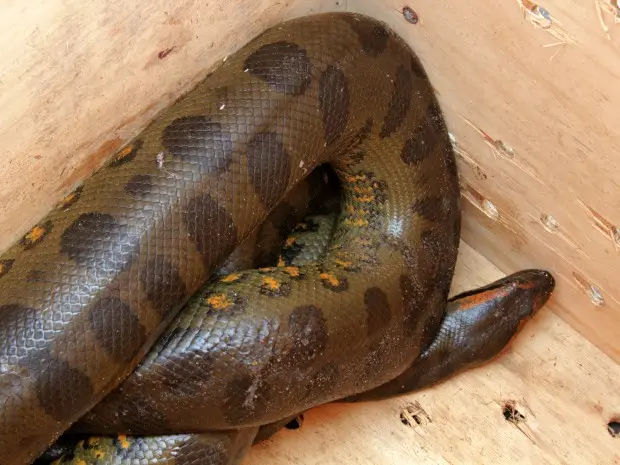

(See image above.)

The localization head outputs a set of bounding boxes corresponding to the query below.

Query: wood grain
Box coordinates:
[244,242,620,465]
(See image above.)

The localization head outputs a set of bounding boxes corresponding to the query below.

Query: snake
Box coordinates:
[0,12,555,465]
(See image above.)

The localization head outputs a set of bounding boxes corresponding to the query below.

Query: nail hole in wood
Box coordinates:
[608,420,620,438]
[285,415,304,430]
[482,199,499,220]
[502,402,525,424]
[402,6,419,24]
[399,402,431,428]
[540,213,559,233]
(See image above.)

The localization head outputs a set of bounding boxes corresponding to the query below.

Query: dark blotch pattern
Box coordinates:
[139,256,187,317]
[124,174,153,196]
[401,103,445,165]
[380,65,413,138]
[364,287,392,337]
[244,41,312,95]
[411,196,445,223]
[344,16,390,56]
[285,305,329,366]
[60,212,140,267]
[26,270,46,282]
[88,296,147,364]
[223,373,271,424]
[318,65,350,145]
[247,132,292,209]
[183,193,238,269]
[34,358,94,422]
[109,139,143,168]
[0,259,14,279]
[162,116,234,174]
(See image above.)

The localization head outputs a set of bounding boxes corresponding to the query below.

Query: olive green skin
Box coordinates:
[0,11,555,465]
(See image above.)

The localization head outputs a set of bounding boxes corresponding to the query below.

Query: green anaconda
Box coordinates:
[0,12,554,465]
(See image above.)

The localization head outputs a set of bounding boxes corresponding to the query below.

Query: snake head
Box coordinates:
[449,269,555,320]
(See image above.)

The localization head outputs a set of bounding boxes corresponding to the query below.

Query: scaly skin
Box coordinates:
[0,12,554,465]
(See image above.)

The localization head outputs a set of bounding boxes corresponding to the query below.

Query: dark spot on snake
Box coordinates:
[0,259,14,279]
[344,16,390,56]
[34,358,94,422]
[401,104,445,165]
[247,131,292,209]
[411,196,445,222]
[124,174,153,196]
[364,287,392,337]
[162,116,234,174]
[88,296,147,364]
[60,212,140,269]
[183,193,238,270]
[279,241,304,266]
[244,41,312,95]
[284,305,328,366]
[381,65,413,138]
[109,139,143,167]
[26,269,46,282]
[318,65,350,145]
[20,220,53,250]
[58,185,83,210]
[223,373,271,424]
[139,256,187,317]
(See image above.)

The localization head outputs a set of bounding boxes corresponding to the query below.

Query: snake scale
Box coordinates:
[0,12,555,465]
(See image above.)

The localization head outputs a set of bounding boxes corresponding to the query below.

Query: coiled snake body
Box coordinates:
[0,12,554,465]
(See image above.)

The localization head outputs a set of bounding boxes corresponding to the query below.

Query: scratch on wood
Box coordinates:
[516,0,579,47]
[458,115,545,185]
[595,0,620,39]
[449,133,488,181]
[529,213,588,258]
[572,271,605,306]
[576,199,620,251]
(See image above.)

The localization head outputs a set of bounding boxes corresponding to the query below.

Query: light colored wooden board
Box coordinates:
[244,241,620,465]
[1,0,618,362]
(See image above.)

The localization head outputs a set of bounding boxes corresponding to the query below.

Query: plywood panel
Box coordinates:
[0,0,617,383]
[244,242,620,465]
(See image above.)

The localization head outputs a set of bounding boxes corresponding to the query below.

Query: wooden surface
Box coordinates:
[1,0,618,363]
[245,242,620,465]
